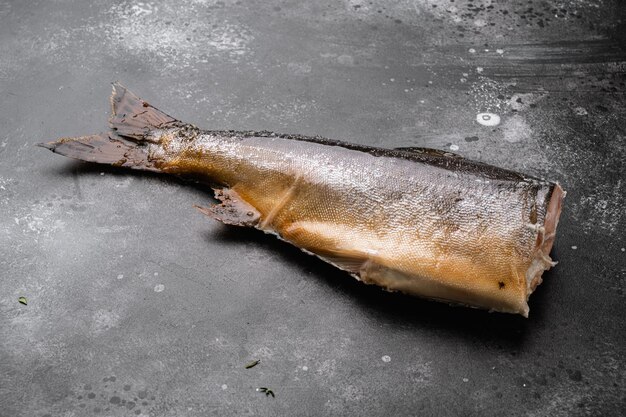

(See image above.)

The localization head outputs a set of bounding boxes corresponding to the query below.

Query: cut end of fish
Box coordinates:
[523,182,566,316]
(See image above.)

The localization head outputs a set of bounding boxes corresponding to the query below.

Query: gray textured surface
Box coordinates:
[1,1,625,416]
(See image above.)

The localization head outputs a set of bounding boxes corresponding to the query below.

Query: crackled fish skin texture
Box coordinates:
[40,83,565,316]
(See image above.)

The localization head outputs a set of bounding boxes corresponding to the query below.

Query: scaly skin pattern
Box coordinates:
[147,125,563,316]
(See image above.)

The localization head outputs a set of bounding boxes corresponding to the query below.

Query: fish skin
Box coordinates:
[41,83,565,316]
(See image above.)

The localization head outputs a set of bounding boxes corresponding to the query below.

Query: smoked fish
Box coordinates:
[40,83,565,316]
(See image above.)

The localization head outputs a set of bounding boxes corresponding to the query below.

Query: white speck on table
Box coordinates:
[476,113,501,127]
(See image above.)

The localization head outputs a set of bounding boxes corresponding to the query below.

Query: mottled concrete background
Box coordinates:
[1,0,625,416]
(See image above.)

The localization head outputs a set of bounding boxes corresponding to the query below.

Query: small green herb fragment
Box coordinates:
[18,296,27,305]
[245,359,260,369]
[257,387,275,398]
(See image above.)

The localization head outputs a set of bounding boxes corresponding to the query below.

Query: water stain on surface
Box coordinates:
[568,369,583,382]
[476,112,501,126]
[69,378,154,416]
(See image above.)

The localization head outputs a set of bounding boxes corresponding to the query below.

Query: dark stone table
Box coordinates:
[1,1,624,415]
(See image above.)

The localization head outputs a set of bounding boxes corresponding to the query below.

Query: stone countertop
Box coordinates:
[0,1,624,416]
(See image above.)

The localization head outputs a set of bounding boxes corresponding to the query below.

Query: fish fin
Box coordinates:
[394,147,462,158]
[37,133,160,171]
[109,82,178,140]
[194,188,261,227]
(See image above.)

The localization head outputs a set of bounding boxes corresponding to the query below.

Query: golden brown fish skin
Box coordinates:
[41,83,565,316]
[143,126,563,316]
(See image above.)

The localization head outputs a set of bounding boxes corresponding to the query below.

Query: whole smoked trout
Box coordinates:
[40,83,565,316]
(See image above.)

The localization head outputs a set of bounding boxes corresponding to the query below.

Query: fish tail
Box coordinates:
[107,81,177,139]
[36,133,159,171]
[38,82,179,171]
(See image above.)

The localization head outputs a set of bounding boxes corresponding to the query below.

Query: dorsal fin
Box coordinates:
[394,146,462,159]
[108,82,178,140]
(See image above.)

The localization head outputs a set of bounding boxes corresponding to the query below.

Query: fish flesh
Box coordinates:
[40,83,565,317]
